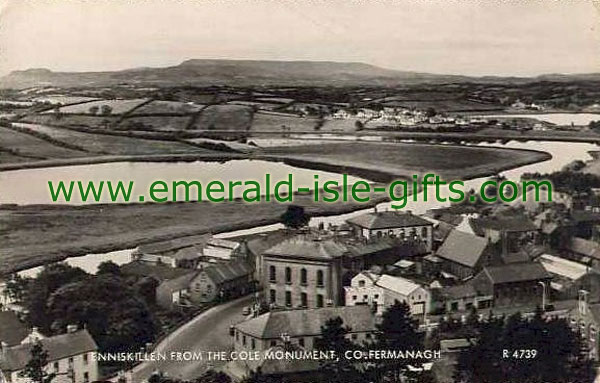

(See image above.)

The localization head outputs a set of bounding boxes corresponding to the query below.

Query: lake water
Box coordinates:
[0,159,365,205]
[482,113,600,126]
[5,137,599,276]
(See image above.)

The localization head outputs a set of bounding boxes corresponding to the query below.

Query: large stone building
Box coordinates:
[346,210,433,252]
[261,236,346,309]
[0,327,99,383]
[434,229,497,280]
[189,260,255,303]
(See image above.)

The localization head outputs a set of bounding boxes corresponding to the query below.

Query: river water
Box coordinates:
[6,139,599,277]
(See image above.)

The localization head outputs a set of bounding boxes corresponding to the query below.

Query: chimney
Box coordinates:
[579,290,590,316]
[67,324,78,333]
[0,341,8,361]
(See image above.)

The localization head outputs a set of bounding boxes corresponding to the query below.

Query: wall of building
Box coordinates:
[6,351,98,383]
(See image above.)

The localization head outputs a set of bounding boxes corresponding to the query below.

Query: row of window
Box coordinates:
[236,332,371,350]
[373,227,429,238]
[269,266,325,286]
[270,289,325,307]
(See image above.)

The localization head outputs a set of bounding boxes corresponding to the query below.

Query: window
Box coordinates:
[84,372,89,383]
[351,334,358,340]
[270,340,277,347]
[301,292,308,307]
[269,289,276,303]
[243,335,247,346]
[285,291,292,307]
[352,295,357,300]
[285,267,292,284]
[236,331,239,341]
[301,268,307,285]
[421,227,428,237]
[299,338,305,347]
[317,294,324,308]
[358,280,366,287]
[53,361,59,371]
[366,333,372,339]
[374,294,379,299]
[269,266,276,282]
[317,270,324,287]
[363,295,368,301]
[83,352,89,365]
[251,338,256,350]
[68,357,73,367]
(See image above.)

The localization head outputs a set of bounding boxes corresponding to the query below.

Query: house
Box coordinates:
[470,214,538,254]
[131,234,212,268]
[243,230,291,282]
[189,260,254,303]
[156,272,199,309]
[346,210,433,252]
[571,210,600,239]
[261,236,346,309]
[344,272,430,315]
[437,282,493,313]
[470,262,552,308]
[343,237,427,276]
[563,237,600,269]
[0,327,98,383]
[0,311,29,347]
[232,306,376,371]
[202,238,241,262]
[434,230,497,280]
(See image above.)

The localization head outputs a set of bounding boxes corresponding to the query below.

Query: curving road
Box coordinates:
[129,295,254,382]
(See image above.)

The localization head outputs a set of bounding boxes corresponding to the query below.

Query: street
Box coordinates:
[130,295,254,382]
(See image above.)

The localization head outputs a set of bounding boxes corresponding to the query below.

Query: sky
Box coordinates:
[1,0,599,77]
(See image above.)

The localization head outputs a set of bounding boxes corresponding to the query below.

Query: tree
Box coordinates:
[19,341,56,383]
[355,120,364,131]
[371,301,424,382]
[88,105,99,115]
[314,317,362,383]
[5,273,30,303]
[100,105,113,115]
[425,107,436,118]
[97,261,121,276]
[46,274,157,353]
[280,205,310,229]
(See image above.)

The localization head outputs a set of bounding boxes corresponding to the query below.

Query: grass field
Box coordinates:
[0,126,87,161]
[251,112,319,132]
[381,100,503,112]
[118,115,194,131]
[192,105,253,131]
[21,114,119,128]
[31,96,100,105]
[11,123,211,155]
[320,118,361,132]
[129,100,204,115]
[45,99,149,115]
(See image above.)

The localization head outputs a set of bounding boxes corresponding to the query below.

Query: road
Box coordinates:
[130,295,254,382]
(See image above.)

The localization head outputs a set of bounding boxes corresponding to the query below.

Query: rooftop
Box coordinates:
[120,261,195,282]
[436,230,491,268]
[0,330,97,372]
[346,211,432,230]
[0,311,29,347]
[375,274,423,296]
[471,214,537,233]
[567,237,600,260]
[540,254,590,281]
[201,260,253,285]
[235,306,375,339]
[483,262,551,285]
[263,236,348,260]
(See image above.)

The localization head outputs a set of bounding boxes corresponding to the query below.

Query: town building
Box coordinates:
[470,214,538,254]
[434,230,497,280]
[261,236,346,309]
[0,327,98,383]
[346,210,433,252]
[0,311,29,347]
[569,290,600,360]
[470,262,552,308]
[131,234,212,269]
[344,272,430,315]
[189,260,255,303]
[232,305,376,371]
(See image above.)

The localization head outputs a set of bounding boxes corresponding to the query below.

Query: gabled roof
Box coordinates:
[567,237,600,260]
[346,211,432,230]
[245,230,291,257]
[540,254,589,281]
[200,260,253,285]
[206,238,240,250]
[0,330,97,372]
[375,274,423,296]
[436,230,491,268]
[120,261,195,282]
[0,311,29,346]
[235,306,375,339]
[263,237,347,260]
[483,262,551,285]
[471,214,537,233]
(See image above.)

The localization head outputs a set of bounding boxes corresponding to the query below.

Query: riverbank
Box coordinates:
[0,141,550,275]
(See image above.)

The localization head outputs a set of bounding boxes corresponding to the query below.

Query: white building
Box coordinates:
[202,238,240,261]
[0,326,99,383]
[345,272,430,316]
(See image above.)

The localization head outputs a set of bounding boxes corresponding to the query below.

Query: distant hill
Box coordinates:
[1,59,598,89]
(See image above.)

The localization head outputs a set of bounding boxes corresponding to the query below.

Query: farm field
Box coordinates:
[21,113,119,128]
[191,104,253,131]
[251,112,319,131]
[0,126,88,160]
[118,115,194,131]
[262,141,550,180]
[381,99,503,112]
[11,123,212,155]
[228,100,281,111]
[320,118,361,132]
[31,96,100,105]
[129,100,204,115]
[44,98,149,115]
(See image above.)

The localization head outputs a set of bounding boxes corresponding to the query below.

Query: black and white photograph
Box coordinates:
[1,1,600,382]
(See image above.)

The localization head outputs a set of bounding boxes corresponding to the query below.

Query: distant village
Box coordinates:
[4,174,600,382]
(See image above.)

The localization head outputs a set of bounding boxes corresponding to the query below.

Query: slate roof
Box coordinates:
[471,215,537,233]
[120,261,195,282]
[440,283,478,300]
[347,211,432,230]
[235,306,375,339]
[540,254,589,281]
[0,330,97,372]
[0,311,29,346]
[436,230,491,268]
[245,230,291,257]
[567,237,600,260]
[483,262,551,285]
[200,260,253,285]
[263,237,348,260]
